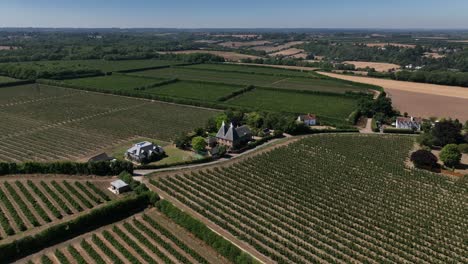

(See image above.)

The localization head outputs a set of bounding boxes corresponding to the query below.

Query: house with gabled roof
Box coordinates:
[396,117,422,131]
[125,141,164,163]
[297,114,317,126]
[216,121,252,148]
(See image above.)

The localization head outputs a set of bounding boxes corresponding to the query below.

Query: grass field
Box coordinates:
[0,76,19,84]
[0,178,116,241]
[228,88,359,119]
[0,84,218,162]
[21,209,226,264]
[62,74,164,91]
[142,81,243,101]
[154,134,467,263]
[2,59,182,73]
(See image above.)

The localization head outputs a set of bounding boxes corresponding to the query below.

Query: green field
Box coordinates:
[142,81,243,101]
[63,74,163,91]
[269,77,367,93]
[155,134,467,263]
[228,88,359,119]
[0,76,19,84]
[2,59,181,73]
[130,67,286,86]
[183,63,320,77]
[0,84,218,162]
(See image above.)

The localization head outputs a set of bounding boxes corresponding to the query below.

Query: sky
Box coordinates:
[0,0,467,29]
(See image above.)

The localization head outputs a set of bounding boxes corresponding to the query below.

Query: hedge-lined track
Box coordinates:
[155,134,468,264]
[0,84,218,162]
[0,179,114,239]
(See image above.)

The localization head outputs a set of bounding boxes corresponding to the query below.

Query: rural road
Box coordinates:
[359,118,374,134]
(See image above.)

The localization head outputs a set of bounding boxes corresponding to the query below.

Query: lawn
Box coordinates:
[228,88,359,120]
[130,67,285,86]
[142,81,243,101]
[105,137,201,166]
[183,63,320,77]
[62,75,164,91]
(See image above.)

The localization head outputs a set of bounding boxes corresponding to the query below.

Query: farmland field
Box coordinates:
[183,63,320,77]
[20,209,228,264]
[154,134,468,264]
[130,66,286,86]
[62,74,165,91]
[142,81,243,101]
[0,178,116,241]
[0,84,218,162]
[269,77,368,93]
[228,88,359,119]
[0,75,19,84]
[1,59,182,73]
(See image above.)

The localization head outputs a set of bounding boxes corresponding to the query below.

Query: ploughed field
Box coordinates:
[22,210,226,264]
[0,178,115,241]
[0,84,218,162]
[154,134,467,264]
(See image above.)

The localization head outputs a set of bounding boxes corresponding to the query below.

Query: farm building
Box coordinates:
[297,114,317,126]
[125,141,164,163]
[396,117,422,131]
[216,121,252,148]
[109,180,130,194]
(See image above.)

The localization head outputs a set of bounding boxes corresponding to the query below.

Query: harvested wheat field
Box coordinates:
[252,41,304,53]
[271,48,305,57]
[423,52,446,59]
[161,50,260,61]
[365,43,416,48]
[343,61,400,72]
[319,72,468,121]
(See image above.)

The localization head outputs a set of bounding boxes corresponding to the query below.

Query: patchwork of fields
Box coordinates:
[0,84,218,162]
[154,134,467,263]
[0,178,115,241]
[21,210,226,264]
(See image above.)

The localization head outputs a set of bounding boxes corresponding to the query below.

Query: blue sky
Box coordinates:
[1,0,467,28]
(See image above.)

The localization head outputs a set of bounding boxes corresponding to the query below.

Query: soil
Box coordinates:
[318,72,468,121]
[271,48,305,57]
[423,52,445,59]
[343,61,400,72]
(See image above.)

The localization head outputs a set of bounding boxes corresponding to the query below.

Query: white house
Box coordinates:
[125,141,164,163]
[396,117,422,131]
[109,180,130,194]
[297,114,317,126]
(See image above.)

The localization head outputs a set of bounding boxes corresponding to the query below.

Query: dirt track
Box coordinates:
[318,72,468,121]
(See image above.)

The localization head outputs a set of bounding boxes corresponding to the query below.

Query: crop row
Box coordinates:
[25,213,212,264]
[156,134,468,264]
[0,180,111,238]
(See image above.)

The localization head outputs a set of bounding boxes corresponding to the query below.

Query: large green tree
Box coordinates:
[439,144,462,168]
[191,136,207,152]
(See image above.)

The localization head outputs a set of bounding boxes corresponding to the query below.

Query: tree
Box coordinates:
[410,150,438,169]
[214,113,228,129]
[174,132,191,149]
[245,112,263,129]
[440,144,462,168]
[191,136,206,152]
[431,119,463,147]
[416,133,435,148]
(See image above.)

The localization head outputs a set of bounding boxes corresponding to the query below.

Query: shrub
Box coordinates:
[410,150,438,169]
[191,136,207,152]
[457,143,468,154]
[440,144,462,168]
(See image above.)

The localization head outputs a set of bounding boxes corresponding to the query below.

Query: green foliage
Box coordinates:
[192,136,207,152]
[440,144,462,167]
[417,133,435,148]
[431,119,463,147]
[458,143,468,154]
[157,199,258,264]
[0,193,150,263]
[383,128,415,134]
[410,149,439,169]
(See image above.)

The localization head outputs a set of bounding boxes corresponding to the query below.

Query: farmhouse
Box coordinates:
[125,141,164,163]
[396,117,422,131]
[297,114,317,126]
[216,121,252,148]
[109,180,130,195]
